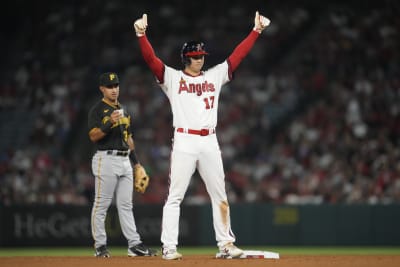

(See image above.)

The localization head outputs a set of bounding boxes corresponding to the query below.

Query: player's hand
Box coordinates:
[253,11,270,33]
[134,14,148,37]
[109,110,122,124]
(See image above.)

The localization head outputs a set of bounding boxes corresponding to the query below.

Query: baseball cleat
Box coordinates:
[94,245,110,258]
[128,243,157,257]
[162,247,183,260]
[216,243,243,259]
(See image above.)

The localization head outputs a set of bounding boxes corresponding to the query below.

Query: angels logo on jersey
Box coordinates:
[178,77,215,96]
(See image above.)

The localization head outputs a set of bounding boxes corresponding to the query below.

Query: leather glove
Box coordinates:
[134,163,150,193]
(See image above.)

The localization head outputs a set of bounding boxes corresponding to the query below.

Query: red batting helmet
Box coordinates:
[181,41,209,66]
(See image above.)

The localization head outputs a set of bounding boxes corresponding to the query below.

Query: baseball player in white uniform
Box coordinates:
[133,12,270,260]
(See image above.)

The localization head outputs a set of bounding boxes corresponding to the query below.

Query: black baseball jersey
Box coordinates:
[88,98,133,151]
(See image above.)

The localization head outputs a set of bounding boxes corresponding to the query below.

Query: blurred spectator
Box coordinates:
[1,0,399,205]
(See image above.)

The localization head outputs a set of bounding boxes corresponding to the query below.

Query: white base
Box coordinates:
[240,250,280,259]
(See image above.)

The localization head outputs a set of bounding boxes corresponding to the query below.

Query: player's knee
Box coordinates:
[117,200,132,210]
[165,196,183,206]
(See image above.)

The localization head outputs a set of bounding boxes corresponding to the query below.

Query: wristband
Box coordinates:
[129,150,139,165]
[253,27,262,34]
[100,120,113,134]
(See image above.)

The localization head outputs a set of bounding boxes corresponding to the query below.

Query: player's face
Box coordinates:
[101,84,119,103]
[187,55,204,73]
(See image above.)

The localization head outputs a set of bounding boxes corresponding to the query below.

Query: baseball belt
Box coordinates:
[176,128,216,136]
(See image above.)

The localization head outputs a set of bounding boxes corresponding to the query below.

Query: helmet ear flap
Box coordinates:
[181,54,190,66]
[181,42,190,66]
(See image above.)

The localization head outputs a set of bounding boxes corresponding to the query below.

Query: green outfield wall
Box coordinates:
[0,204,399,246]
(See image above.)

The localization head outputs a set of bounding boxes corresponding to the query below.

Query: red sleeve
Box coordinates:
[138,35,165,83]
[227,30,260,72]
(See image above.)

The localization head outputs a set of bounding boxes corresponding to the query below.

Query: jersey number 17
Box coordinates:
[203,96,215,109]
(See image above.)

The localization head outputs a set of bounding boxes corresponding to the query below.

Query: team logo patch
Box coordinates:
[109,73,116,81]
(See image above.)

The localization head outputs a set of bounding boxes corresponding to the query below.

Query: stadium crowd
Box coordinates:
[1,0,399,205]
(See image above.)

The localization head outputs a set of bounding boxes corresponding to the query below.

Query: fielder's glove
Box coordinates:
[134,14,148,37]
[134,163,150,193]
[253,11,270,33]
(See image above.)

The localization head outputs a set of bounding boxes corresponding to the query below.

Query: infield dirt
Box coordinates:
[1,255,400,267]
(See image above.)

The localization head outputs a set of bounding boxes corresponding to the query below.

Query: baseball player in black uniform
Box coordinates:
[88,72,156,257]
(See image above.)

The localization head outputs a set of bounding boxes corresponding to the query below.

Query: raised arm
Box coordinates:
[134,14,165,82]
[228,11,270,72]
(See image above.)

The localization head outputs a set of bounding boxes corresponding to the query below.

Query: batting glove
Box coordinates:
[253,11,270,33]
[134,14,148,37]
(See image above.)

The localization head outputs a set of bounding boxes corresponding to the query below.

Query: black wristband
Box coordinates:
[100,120,113,134]
[129,150,139,165]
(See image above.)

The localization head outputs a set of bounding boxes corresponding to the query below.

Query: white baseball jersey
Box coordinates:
[160,61,230,129]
